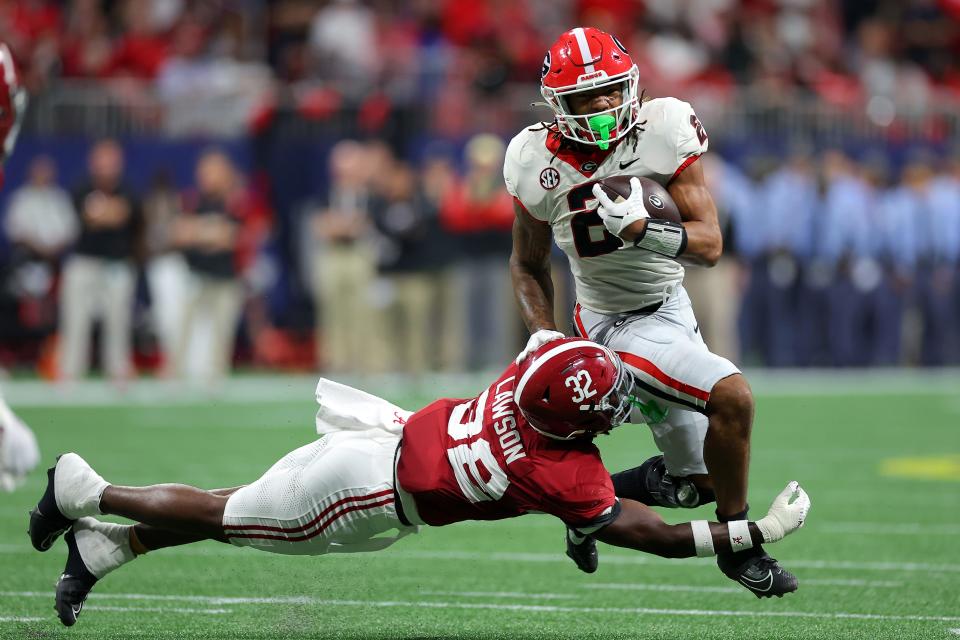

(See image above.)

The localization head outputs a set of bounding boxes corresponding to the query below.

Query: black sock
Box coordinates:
[716,506,749,522]
[611,465,657,504]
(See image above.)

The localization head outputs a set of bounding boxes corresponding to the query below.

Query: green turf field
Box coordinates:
[1,375,958,639]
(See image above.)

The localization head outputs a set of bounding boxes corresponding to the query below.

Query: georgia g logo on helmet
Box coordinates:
[541,51,551,80]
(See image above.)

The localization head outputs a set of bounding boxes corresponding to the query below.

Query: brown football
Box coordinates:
[596,175,682,224]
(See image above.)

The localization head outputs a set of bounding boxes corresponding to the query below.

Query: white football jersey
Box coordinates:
[504,97,708,314]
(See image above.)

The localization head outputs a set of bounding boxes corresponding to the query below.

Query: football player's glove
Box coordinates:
[756,481,811,543]
[592,177,649,239]
[515,329,565,364]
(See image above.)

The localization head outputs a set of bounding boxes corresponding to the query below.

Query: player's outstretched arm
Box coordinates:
[594,482,810,559]
[510,200,558,333]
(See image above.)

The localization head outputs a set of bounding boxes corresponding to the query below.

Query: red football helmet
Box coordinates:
[0,43,26,189]
[515,338,634,441]
[540,27,641,149]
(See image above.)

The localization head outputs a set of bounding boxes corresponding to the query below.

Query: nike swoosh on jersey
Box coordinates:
[739,570,774,593]
[619,158,640,169]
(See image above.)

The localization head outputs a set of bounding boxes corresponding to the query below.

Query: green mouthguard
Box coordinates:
[588,114,617,150]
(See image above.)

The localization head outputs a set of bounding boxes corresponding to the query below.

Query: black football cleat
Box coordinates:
[55,528,99,627]
[565,528,598,574]
[717,549,798,598]
[29,459,73,552]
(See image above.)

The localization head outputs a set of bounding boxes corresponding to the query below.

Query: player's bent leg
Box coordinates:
[100,484,230,540]
[703,373,754,518]
[611,454,715,509]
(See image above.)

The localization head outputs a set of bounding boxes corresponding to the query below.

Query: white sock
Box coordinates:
[567,528,588,545]
[55,453,109,519]
[73,517,136,579]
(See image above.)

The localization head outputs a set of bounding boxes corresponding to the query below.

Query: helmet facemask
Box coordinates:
[541,65,640,150]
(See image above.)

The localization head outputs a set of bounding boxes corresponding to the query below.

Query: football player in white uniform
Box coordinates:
[506,27,798,597]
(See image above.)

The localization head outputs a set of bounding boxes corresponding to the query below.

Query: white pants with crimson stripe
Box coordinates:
[574,285,740,476]
[222,431,416,555]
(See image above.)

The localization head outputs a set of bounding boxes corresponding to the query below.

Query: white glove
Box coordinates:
[591,177,649,239]
[756,480,811,543]
[515,329,565,364]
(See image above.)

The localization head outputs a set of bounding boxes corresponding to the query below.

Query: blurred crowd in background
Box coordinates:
[0,0,959,379]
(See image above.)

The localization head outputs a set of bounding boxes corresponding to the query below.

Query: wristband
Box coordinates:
[633,219,687,258]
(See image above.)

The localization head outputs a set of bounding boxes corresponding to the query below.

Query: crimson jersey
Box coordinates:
[396,365,619,532]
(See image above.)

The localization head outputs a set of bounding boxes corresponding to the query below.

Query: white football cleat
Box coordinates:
[756,481,811,543]
[54,453,109,520]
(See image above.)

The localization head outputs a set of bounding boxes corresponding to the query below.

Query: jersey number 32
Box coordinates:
[445,393,510,503]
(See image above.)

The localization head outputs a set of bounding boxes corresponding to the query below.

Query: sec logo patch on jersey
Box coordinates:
[539,167,561,190]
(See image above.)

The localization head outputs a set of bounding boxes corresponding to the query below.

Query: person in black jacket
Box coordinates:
[58,140,143,382]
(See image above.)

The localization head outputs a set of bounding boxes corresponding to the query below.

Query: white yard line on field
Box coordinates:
[948,628,960,635]
[586,579,901,591]
[4,543,960,573]
[0,592,314,606]
[801,579,902,588]
[391,550,960,573]
[3,591,959,624]
[87,605,228,615]
[418,591,577,600]
[821,522,960,536]
[585,583,740,594]
[0,617,45,623]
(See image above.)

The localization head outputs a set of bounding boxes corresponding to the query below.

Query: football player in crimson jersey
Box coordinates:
[29,339,810,627]
[507,28,796,595]
[0,43,39,491]
[0,43,26,189]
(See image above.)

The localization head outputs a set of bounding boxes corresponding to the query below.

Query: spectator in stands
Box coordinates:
[308,0,378,99]
[169,150,246,383]
[820,151,878,367]
[104,0,170,79]
[419,150,463,371]
[0,155,77,356]
[729,155,771,365]
[3,155,77,265]
[872,159,918,366]
[59,0,114,78]
[310,140,381,374]
[910,154,955,366]
[142,170,186,367]
[759,150,819,367]
[439,133,518,369]
[926,154,960,363]
[58,139,142,382]
[370,158,449,374]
